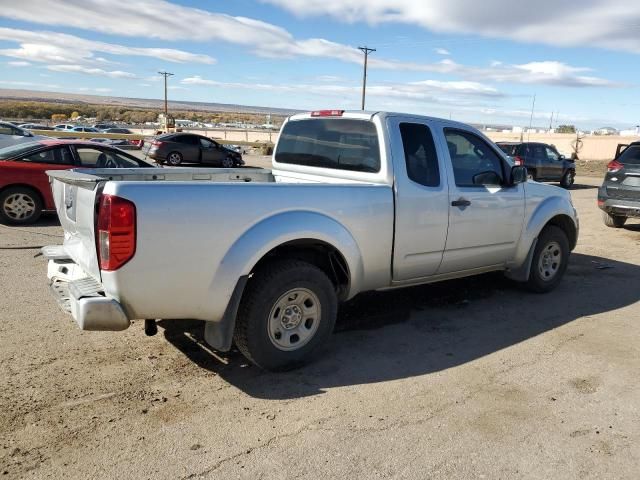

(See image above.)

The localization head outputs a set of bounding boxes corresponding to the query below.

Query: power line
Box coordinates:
[358,46,376,110]
[158,71,174,117]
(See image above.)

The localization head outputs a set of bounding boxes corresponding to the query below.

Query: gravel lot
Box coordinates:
[1,173,639,479]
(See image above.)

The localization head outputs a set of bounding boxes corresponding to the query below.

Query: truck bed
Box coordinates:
[47,166,395,324]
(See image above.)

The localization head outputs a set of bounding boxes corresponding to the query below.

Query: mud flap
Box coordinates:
[204,276,248,351]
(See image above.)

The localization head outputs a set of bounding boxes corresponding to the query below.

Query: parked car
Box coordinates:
[148,133,244,167]
[89,137,144,149]
[0,121,44,149]
[598,141,640,227]
[496,141,575,188]
[100,127,134,134]
[93,123,117,130]
[18,124,55,131]
[71,126,100,133]
[53,124,76,131]
[43,110,578,371]
[0,140,153,225]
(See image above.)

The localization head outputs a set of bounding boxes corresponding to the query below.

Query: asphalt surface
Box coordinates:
[1,174,639,479]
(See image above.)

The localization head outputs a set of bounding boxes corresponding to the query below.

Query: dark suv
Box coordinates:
[598,142,640,228]
[496,142,575,189]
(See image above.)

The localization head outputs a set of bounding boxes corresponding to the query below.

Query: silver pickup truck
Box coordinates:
[44,110,578,370]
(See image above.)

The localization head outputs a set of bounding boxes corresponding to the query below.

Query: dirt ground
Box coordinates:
[1,173,639,479]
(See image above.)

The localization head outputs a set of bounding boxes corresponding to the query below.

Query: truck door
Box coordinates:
[438,127,524,274]
[390,118,450,281]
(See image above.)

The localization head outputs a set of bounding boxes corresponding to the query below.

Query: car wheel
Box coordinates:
[602,211,626,228]
[0,186,43,225]
[167,151,183,166]
[233,259,338,371]
[221,156,234,168]
[524,225,570,293]
[560,170,575,189]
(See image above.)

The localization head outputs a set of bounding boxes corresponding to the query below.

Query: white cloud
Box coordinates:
[0,2,619,89]
[264,0,640,55]
[7,60,31,67]
[181,75,503,101]
[0,27,215,65]
[0,80,62,89]
[434,48,450,55]
[46,65,137,79]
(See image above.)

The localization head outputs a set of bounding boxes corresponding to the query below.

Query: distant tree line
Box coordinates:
[0,100,284,126]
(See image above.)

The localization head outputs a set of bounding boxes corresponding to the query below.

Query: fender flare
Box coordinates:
[204,211,364,351]
[507,195,577,281]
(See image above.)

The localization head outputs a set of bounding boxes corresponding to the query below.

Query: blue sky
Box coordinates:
[1,0,639,129]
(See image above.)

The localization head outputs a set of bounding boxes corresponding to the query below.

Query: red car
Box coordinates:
[0,140,154,225]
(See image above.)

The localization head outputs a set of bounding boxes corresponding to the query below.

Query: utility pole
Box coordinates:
[358,46,376,110]
[527,93,536,142]
[158,71,174,117]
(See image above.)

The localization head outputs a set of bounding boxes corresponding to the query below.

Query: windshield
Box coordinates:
[618,144,640,165]
[275,118,380,173]
[0,142,41,160]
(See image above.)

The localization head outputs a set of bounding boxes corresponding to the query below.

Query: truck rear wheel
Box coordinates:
[233,259,338,371]
[524,225,570,293]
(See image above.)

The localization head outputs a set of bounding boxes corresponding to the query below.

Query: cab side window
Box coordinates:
[399,123,440,187]
[444,129,504,187]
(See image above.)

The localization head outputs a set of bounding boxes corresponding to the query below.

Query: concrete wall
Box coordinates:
[485,132,640,161]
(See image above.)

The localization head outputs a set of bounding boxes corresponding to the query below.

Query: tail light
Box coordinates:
[96,194,136,271]
[597,199,605,207]
[607,159,623,173]
[513,155,524,166]
[311,110,344,117]
[151,140,164,147]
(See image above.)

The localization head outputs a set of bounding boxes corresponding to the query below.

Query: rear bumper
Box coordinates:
[44,246,130,331]
[598,188,640,218]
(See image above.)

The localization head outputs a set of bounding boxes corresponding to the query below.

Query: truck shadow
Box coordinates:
[160,252,639,399]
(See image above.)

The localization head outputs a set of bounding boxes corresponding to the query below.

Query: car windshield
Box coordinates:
[275,118,381,173]
[0,142,41,160]
[618,144,640,165]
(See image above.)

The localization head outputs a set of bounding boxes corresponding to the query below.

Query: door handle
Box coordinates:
[451,198,471,208]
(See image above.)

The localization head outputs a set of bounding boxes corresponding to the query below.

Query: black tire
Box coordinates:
[527,169,537,181]
[0,186,43,225]
[221,156,234,168]
[166,151,182,166]
[233,259,338,371]
[524,225,570,293]
[560,170,575,189]
[602,211,626,228]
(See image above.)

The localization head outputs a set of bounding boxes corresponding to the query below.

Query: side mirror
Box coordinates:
[510,165,527,185]
[558,154,565,160]
[472,171,502,186]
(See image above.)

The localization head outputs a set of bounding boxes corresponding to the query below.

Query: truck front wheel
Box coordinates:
[524,225,570,293]
[234,259,338,371]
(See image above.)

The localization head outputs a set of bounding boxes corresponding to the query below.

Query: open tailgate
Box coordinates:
[47,170,105,280]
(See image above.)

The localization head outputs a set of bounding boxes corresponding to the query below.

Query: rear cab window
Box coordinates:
[275,119,380,173]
